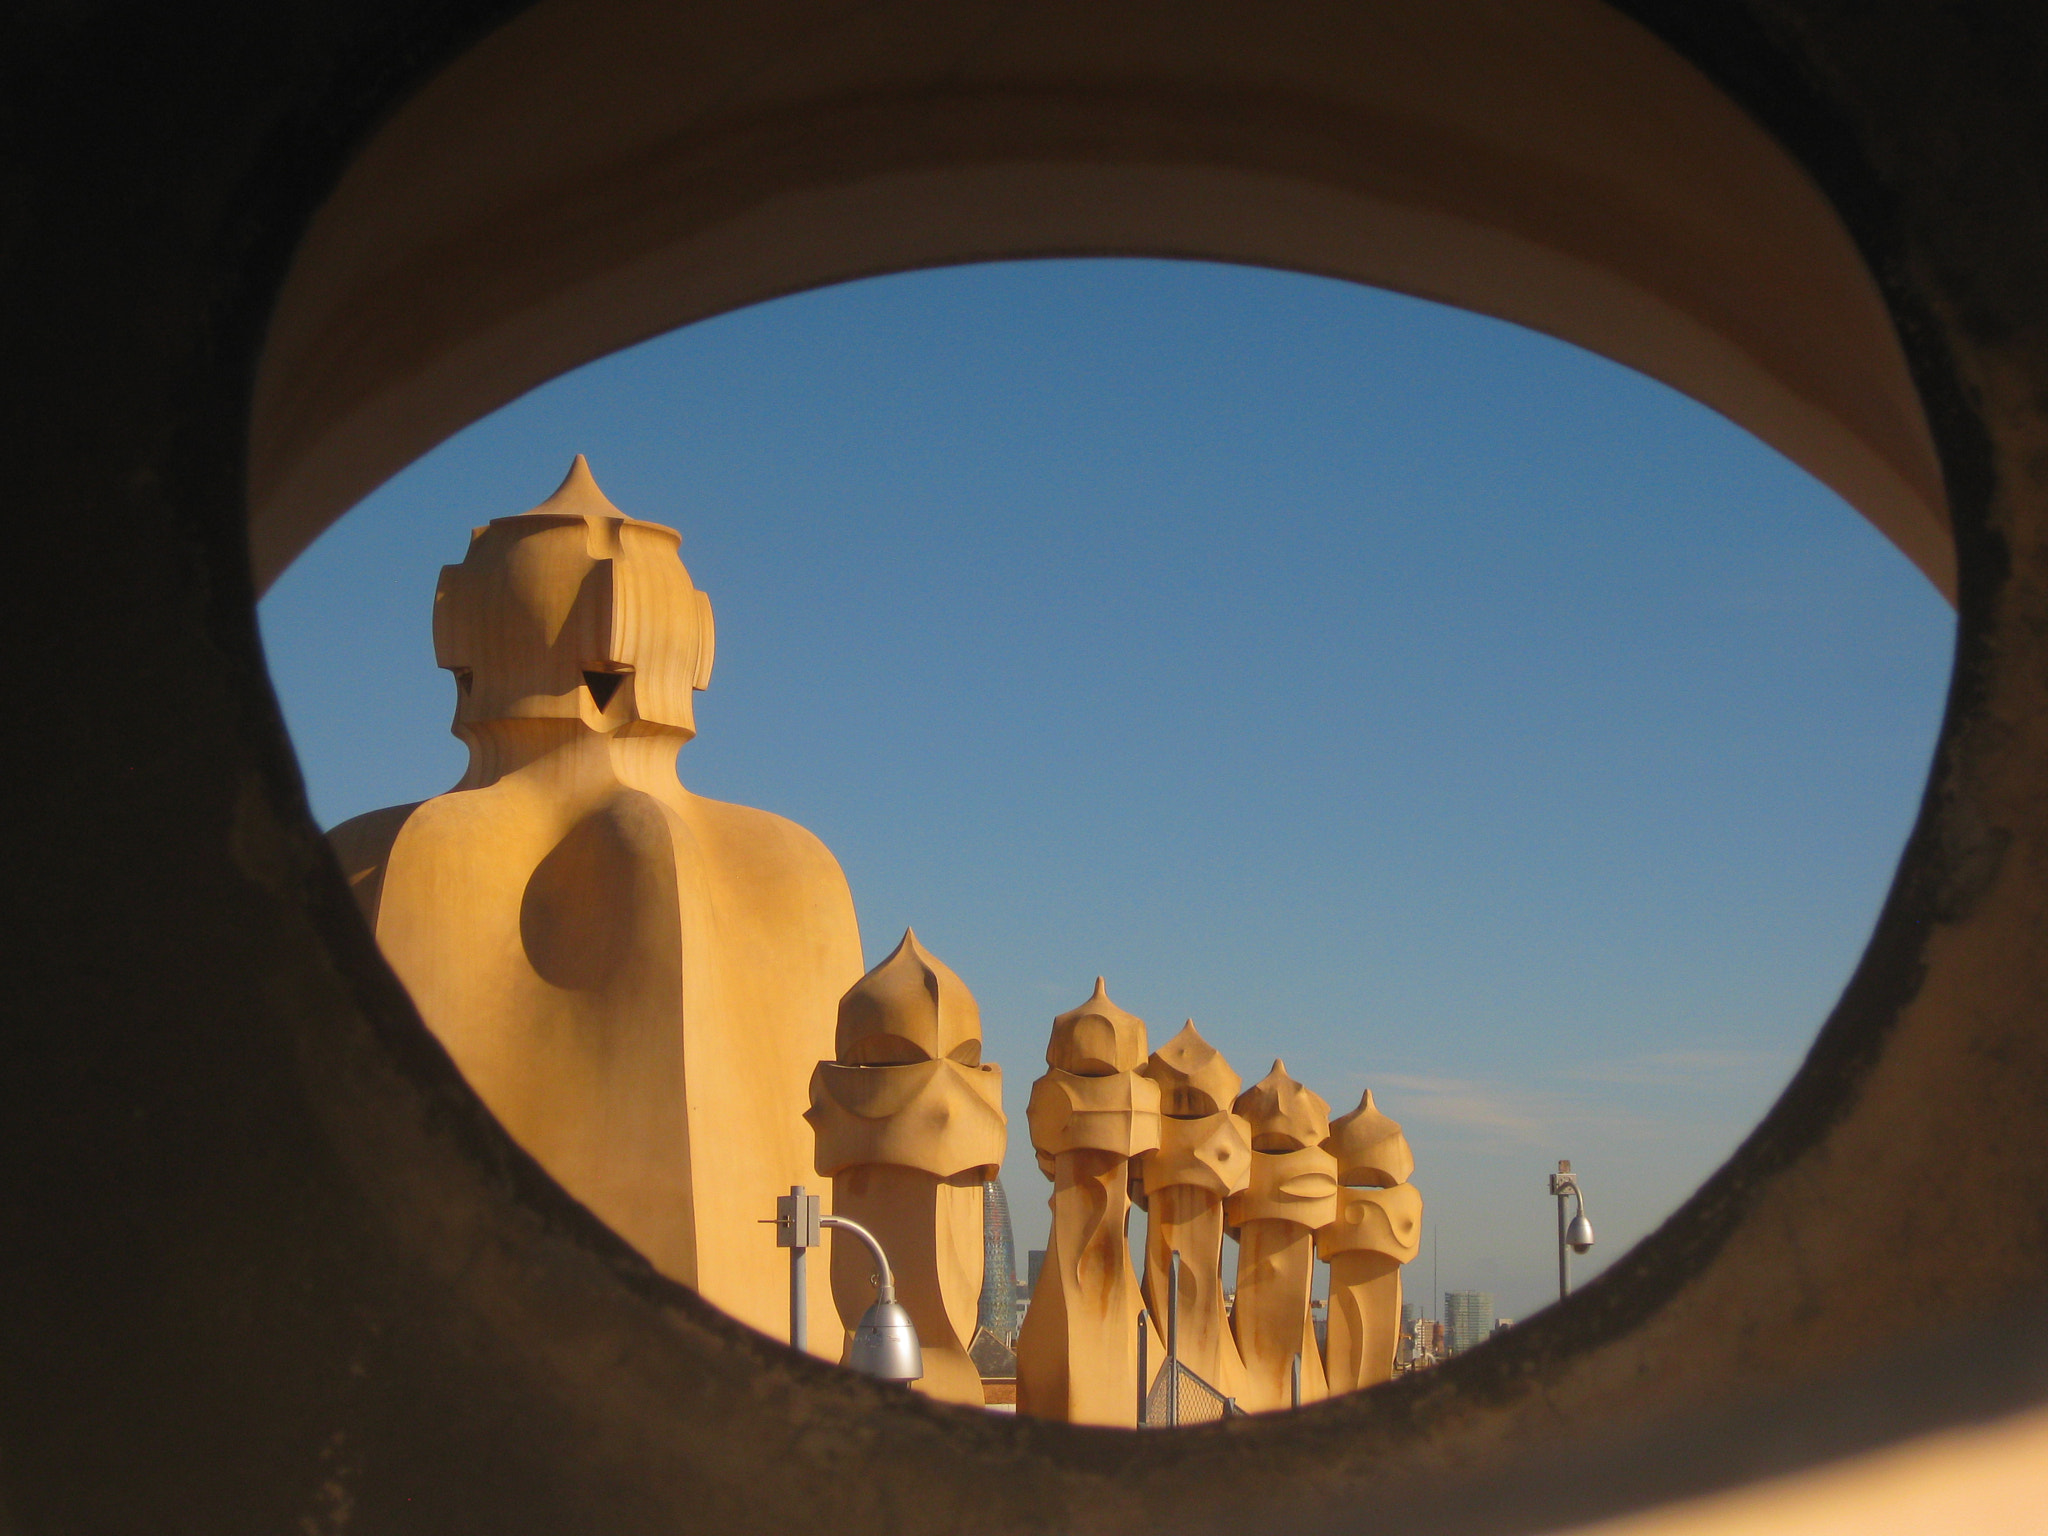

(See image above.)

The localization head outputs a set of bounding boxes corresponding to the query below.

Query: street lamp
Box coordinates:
[770,1185,923,1383]
[1548,1159,1595,1301]
[827,1214,922,1382]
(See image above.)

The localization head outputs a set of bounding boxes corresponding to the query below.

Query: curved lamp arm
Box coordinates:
[819,1214,896,1304]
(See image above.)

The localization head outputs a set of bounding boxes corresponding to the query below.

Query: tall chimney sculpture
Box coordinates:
[325,457,860,1351]
[1014,980,1161,1425]
[1135,1023,1251,1403]
[1318,1090,1422,1392]
[1227,1061,1338,1411]
[806,931,1005,1404]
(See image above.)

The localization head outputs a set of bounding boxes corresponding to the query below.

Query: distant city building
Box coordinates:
[1012,1246,1043,1338]
[977,1177,1019,1345]
[1443,1291,1496,1355]
[1396,1316,1444,1372]
[968,1326,1017,1380]
[1395,1301,1422,1371]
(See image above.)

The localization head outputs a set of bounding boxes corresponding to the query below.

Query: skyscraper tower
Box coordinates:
[979,1176,1019,1344]
[1443,1291,1496,1355]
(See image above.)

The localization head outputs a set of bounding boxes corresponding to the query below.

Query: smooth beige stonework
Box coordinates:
[328,457,859,1352]
[1135,1023,1251,1402]
[807,930,1005,1405]
[1014,980,1161,1426]
[1318,1090,1422,1393]
[1227,1062,1339,1412]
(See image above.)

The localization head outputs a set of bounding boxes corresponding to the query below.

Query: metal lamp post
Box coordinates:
[1548,1160,1595,1301]
[770,1184,922,1383]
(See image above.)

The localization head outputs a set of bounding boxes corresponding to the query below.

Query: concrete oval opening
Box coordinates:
[24,0,2048,1532]
[260,257,1955,1408]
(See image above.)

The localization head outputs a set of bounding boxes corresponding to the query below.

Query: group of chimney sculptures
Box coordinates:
[331,458,1422,1425]
[1014,976,1422,1421]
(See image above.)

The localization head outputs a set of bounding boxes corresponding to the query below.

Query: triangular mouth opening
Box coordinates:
[583,670,628,710]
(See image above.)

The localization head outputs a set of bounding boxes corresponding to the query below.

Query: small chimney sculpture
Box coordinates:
[1135,1023,1252,1403]
[1014,980,1161,1424]
[806,931,1005,1404]
[1317,1091,1422,1392]
[1227,1061,1339,1411]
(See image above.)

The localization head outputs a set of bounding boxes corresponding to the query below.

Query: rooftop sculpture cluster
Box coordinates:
[330,459,1421,1425]
[1008,982,1419,1424]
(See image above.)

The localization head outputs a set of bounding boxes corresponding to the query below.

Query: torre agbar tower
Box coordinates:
[978,1177,1019,1344]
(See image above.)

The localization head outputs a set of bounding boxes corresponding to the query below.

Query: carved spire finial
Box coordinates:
[1232,1060,1333,1152]
[526,453,626,520]
[835,928,982,1065]
[1325,1088,1414,1186]
[1140,1020,1241,1118]
[1046,978,1148,1076]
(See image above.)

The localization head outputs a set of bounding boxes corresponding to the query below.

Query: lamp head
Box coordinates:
[1566,1213,1595,1254]
[847,1298,923,1383]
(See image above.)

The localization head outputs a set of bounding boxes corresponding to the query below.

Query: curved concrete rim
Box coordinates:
[19,1,2048,1533]
[248,0,1950,600]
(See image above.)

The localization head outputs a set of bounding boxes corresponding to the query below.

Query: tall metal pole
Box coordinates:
[792,1241,807,1355]
[1167,1250,1181,1429]
[1137,1311,1149,1427]
[1549,1160,1581,1302]
[774,1184,820,1353]
[1556,1186,1570,1302]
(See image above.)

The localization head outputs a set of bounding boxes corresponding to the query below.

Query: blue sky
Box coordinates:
[258,258,1953,1324]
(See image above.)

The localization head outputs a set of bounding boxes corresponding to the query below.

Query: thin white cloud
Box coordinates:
[1351,1060,1759,1148]
[1366,1073,1565,1144]
[1559,1046,1799,1090]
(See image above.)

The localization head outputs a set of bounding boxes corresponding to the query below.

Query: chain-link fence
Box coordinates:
[1140,1358,1242,1426]
[1135,1254,1249,1426]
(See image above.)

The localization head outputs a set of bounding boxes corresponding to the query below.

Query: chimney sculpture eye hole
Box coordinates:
[583,670,627,710]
